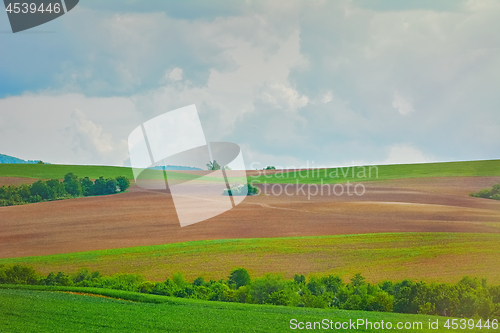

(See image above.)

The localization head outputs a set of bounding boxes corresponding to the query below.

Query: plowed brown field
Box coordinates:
[1,176,500,258]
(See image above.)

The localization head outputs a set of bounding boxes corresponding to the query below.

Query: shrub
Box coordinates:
[206,160,221,170]
[30,180,51,200]
[116,176,131,192]
[470,184,500,200]
[80,177,94,196]
[1,265,499,319]
[294,274,306,284]
[229,268,251,289]
[139,281,155,293]
[105,178,118,194]
[222,183,259,196]
[1,265,39,285]
[64,173,83,197]
[249,274,285,304]
[93,177,107,195]
[193,276,206,287]
[0,174,127,207]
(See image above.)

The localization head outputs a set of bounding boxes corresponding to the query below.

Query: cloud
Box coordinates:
[69,109,125,157]
[0,0,499,167]
[167,67,184,81]
[258,83,308,111]
[392,91,415,115]
[0,94,137,166]
[321,91,333,104]
[382,144,434,165]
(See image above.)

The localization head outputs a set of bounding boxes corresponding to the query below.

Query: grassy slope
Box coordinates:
[0,286,471,333]
[0,163,133,179]
[251,159,500,184]
[1,159,499,183]
[2,233,500,284]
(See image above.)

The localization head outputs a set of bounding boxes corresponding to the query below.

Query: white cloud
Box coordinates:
[70,109,124,156]
[392,91,415,115]
[132,27,308,143]
[1,1,499,167]
[321,91,333,104]
[382,144,434,165]
[0,94,137,166]
[167,67,183,81]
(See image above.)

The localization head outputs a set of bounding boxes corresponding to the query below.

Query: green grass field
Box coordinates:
[0,286,478,332]
[1,159,499,183]
[251,159,500,184]
[0,163,133,180]
[2,233,500,284]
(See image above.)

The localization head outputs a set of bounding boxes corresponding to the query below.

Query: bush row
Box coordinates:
[1,265,499,319]
[470,184,500,200]
[0,173,130,206]
[222,183,259,196]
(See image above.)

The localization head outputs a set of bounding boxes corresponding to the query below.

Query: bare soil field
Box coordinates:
[1,176,500,258]
[0,177,38,186]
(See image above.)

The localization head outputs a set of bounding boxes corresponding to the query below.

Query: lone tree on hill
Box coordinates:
[206,160,221,170]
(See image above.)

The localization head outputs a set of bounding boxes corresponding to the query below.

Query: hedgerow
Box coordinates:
[0,173,130,206]
[1,264,499,319]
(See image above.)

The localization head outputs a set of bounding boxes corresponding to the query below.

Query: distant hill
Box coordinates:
[148,165,202,171]
[0,154,46,164]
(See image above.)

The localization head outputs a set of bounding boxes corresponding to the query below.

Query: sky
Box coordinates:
[0,0,499,168]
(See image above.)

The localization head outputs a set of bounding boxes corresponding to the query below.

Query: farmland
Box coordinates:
[0,163,133,180]
[0,286,485,332]
[250,159,500,184]
[1,233,500,284]
[1,159,499,183]
[1,159,500,331]
[1,174,499,258]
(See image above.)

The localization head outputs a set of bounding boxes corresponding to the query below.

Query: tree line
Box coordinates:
[1,265,499,320]
[0,173,130,206]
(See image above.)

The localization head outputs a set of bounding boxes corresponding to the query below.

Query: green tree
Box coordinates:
[3,265,39,285]
[105,178,118,194]
[46,179,67,199]
[248,274,284,304]
[93,177,107,195]
[55,272,73,286]
[307,277,326,296]
[116,176,130,192]
[80,177,94,196]
[63,173,82,197]
[193,276,206,287]
[30,180,51,200]
[321,275,343,294]
[228,268,251,289]
[294,274,306,284]
[206,160,221,170]
[351,273,366,287]
[43,272,57,286]
[16,184,31,202]
[28,195,42,203]
[366,291,394,312]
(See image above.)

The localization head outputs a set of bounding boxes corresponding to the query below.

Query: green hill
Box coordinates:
[0,159,499,183]
[3,233,500,284]
[251,159,500,184]
[0,163,133,180]
[0,286,474,332]
[0,153,43,164]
